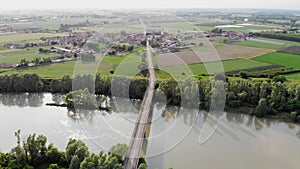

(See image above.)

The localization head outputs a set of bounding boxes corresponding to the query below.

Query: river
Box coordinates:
[0,93,300,169]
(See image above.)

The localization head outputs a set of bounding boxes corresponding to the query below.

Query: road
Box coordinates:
[124,19,156,169]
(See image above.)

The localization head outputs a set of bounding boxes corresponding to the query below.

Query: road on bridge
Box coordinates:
[124,18,156,169]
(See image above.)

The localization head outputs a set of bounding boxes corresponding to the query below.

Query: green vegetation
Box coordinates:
[229,66,300,79]
[0,74,43,92]
[0,47,55,64]
[252,52,300,69]
[0,44,7,50]
[159,59,269,77]
[2,53,141,78]
[0,33,67,44]
[233,40,283,49]
[257,37,300,47]
[285,73,300,80]
[65,88,97,109]
[255,32,300,43]
[157,76,300,121]
[0,130,145,169]
[1,73,300,122]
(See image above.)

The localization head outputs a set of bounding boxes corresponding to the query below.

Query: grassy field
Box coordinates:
[3,18,103,30]
[0,33,67,44]
[285,73,300,80]
[0,47,55,64]
[233,37,300,50]
[2,53,141,78]
[257,37,300,47]
[233,40,283,49]
[0,44,7,51]
[252,52,300,69]
[221,25,275,33]
[156,58,269,78]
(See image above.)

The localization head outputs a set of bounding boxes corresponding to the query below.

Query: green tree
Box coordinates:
[138,163,147,169]
[69,155,80,169]
[239,71,249,79]
[255,98,269,117]
[48,163,59,169]
[50,79,61,93]
[61,75,72,93]
[272,75,287,83]
[65,139,89,165]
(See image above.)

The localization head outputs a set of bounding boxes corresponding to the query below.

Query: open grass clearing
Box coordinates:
[158,58,269,77]
[2,53,142,78]
[252,52,300,69]
[0,47,55,64]
[256,37,300,47]
[233,40,284,50]
[285,72,300,80]
[0,33,68,44]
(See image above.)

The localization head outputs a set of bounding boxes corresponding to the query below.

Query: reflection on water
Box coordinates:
[0,93,44,107]
[0,93,300,169]
[148,106,300,169]
[0,93,138,153]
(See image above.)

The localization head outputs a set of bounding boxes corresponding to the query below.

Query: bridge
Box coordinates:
[123,19,156,169]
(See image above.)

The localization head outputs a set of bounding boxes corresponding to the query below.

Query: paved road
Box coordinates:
[124,19,156,169]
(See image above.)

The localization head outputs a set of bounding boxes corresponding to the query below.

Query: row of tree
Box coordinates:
[255,32,300,42]
[17,57,52,68]
[0,130,147,169]
[0,73,300,121]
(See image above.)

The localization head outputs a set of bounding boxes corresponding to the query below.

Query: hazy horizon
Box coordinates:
[0,0,300,11]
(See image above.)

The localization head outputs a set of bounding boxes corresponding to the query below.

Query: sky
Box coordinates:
[1,0,300,11]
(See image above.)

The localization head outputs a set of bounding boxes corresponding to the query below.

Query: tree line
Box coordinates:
[0,73,300,122]
[0,130,147,169]
[254,32,300,43]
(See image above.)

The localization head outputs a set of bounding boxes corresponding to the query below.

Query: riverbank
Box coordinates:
[0,73,300,123]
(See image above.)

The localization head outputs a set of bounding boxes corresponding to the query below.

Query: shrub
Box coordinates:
[239,71,249,79]
[272,75,287,83]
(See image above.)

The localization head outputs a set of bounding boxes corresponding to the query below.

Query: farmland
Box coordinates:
[233,40,284,49]
[278,46,300,55]
[252,52,300,69]
[157,58,269,78]
[285,73,300,80]
[0,47,55,64]
[218,24,276,33]
[0,33,67,44]
[2,54,141,78]
[256,37,300,47]
[157,43,272,66]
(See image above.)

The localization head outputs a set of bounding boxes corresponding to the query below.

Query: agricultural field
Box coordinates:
[157,43,272,66]
[216,43,273,59]
[2,54,141,78]
[233,37,300,50]
[257,37,300,47]
[98,24,144,34]
[1,17,104,30]
[218,24,275,33]
[285,73,300,80]
[233,40,284,49]
[0,33,67,44]
[252,52,300,69]
[0,47,55,64]
[278,46,300,55]
[157,58,269,78]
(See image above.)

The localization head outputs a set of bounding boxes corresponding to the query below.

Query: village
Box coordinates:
[0,27,252,70]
